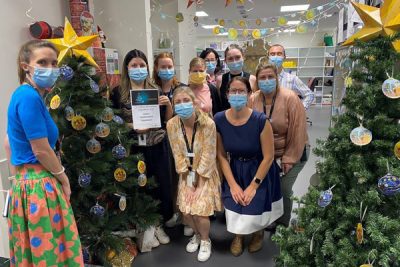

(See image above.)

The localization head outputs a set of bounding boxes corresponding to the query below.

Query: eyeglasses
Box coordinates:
[228,88,247,95]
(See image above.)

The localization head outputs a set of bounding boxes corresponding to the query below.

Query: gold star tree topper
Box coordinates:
[47,17,99,67]
[343,0,400,52]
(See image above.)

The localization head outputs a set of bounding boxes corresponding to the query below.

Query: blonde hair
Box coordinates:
[255,62,280,91]
[172,86,209,127]
[17,40,58,84]
[189,57,206,72]
[153,52,180,88]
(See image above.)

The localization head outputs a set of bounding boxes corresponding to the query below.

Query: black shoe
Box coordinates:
[265,222,277,233]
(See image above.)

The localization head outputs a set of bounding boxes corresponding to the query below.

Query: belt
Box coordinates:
[230,155,258,162]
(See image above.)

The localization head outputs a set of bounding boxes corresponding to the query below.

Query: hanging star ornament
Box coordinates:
[47,17,99,68]
[343,0,400,52]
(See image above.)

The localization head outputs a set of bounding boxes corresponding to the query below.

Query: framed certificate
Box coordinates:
[130,89,161,129]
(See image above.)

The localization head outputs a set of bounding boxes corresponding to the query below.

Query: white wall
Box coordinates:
[175,1,196,84]
[0,0,69,258]
[94,0,154,74]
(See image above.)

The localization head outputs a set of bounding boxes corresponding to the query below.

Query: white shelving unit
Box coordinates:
[284,46,336,106]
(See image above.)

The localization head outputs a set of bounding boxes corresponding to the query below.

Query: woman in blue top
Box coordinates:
[214,76,283,256]
[4,40,83,266]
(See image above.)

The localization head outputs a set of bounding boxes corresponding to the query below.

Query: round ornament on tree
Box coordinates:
[317,188,333,208]
[137,160,146,174]
[102,107,114,122]
[112,144,127,159]
[112,115,124,125]
[95,122,110,138]
[114,167,127,182]
[119,195,127,211]
[138,173,147,187]
[64,106,74,121]
[71,115,87,131]
[50,95,61,110]
[86,138,101,154]
[90,202,105,217]
[78,172,91,187]
[378,173,400,196]
[60,65,74,80]
[382,77,400,99]
[350,126,372,146]
[394,140,400,160]
[82,247,91,264]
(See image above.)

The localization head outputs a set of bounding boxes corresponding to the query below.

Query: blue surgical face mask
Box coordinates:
[206,61,216,74]
[174,102,194,120]
[227,60,244,73]
[258,79,277,94]
[228,94,247,111]
[269,56,284,68]
[158,68,175,81]
[31,67,60,88]
[129,67,148,83]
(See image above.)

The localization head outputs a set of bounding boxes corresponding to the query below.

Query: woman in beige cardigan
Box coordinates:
[249,63,309,228]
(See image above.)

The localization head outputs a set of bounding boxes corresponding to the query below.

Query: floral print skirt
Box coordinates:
[7,164,83,266]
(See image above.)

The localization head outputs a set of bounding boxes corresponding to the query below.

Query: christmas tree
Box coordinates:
[273,33,400,266]
[48,55,160,264]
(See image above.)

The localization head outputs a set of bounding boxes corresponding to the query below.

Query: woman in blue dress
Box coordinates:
[214,76,283,256]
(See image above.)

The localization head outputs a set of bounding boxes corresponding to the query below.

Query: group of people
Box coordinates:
[4,39,314,266]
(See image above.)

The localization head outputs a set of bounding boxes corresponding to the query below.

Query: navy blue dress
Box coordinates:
[215,110,283,234]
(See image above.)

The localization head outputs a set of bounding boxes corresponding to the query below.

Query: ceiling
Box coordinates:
[194,0,340,36]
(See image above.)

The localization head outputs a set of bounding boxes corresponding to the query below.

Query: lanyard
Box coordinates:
[180,119,198,171]
[262,91,278,120]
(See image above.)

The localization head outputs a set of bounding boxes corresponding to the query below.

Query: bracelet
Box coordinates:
[51,166,65,176]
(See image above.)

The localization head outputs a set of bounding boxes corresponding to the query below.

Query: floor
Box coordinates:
[134,106,332,267]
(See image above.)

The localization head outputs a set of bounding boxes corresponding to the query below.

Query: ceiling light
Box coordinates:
[287,20,300,25]
[281,4,310,12]
[202,24,219,29]
[284,29,296,33]
[196,11,208,17]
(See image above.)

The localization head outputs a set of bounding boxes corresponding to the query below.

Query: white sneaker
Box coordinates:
[184,225,194,237]
[165,213,181,228]
[149,235,160,248]
[186,234,201,253]
[155,226,170,244]
[198,239,212,262]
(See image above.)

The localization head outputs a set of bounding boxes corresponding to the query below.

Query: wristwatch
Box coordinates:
[253,177,262,185]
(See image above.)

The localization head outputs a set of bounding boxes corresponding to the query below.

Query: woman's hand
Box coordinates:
[186,186,203,204]
[159,95,171,106]
[58,173,71,201]
[243,183,257,206]
[230,183,245,206]
[282,163,293,175]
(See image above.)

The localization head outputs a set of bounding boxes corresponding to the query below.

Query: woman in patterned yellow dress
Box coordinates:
[166,86,222,262]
